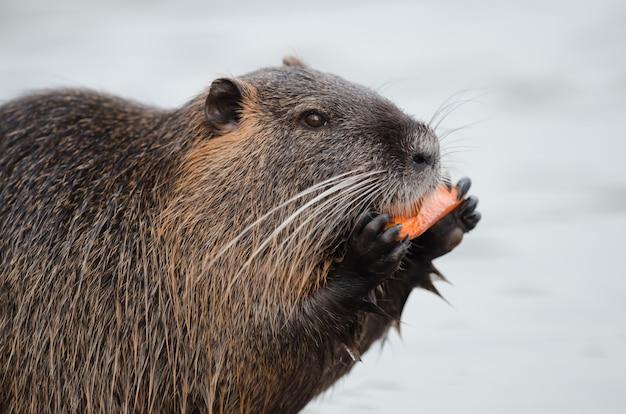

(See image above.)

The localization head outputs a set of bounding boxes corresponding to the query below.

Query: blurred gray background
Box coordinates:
[1,0,625,412]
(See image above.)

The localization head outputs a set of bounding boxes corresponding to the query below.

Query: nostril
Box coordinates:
[412,152,433,166]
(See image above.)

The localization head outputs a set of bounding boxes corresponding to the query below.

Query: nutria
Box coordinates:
[0,57,481,413]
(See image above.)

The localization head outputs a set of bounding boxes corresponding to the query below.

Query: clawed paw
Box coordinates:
[410,177,481,260]
[331,212,410,302]
[345,212,410,277]
[455,177,481,232]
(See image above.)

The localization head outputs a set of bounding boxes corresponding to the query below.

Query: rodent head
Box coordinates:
[202,56,442,222]
[162,57,446,306]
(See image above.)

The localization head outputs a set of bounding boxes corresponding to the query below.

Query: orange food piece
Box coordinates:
[389,185,462,239]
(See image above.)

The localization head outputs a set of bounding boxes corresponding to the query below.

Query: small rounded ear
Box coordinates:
[204,78,243,131]
[282,55,307,68]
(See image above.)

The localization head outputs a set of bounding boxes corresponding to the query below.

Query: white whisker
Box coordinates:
[280,177,384,258]
[223,170,386,295]
[272,177,386,292]
[203,169,372,272]
[428,89,476,127]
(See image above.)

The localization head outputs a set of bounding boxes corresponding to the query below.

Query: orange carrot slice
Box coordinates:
[389,185,462,239]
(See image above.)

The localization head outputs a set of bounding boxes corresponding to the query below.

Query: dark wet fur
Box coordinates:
[0,58,480,413]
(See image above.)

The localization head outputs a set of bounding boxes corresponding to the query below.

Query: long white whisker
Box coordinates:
[272,177,385,293]
[309,179,388,252]
[428,89,476,127]
[277,178,383,252]
[203,169,374,271]
[239,174,383,271]
[432,99,476,132]
[282,179,390,308]
[276,177,384,266]
[224,170,385,295]
[437,120,483,142]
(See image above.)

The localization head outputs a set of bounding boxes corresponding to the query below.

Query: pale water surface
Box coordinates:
[1,1,625,412]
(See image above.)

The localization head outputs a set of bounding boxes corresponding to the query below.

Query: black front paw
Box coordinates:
[410,177,481,260]
[331,212,411,300]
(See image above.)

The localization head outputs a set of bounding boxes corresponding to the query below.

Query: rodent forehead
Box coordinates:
[242,66,402,119]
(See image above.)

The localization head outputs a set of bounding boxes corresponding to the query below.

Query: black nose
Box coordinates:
[412,152,434,167]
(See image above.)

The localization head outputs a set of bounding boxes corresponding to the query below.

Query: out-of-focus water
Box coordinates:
[2,1,625,412]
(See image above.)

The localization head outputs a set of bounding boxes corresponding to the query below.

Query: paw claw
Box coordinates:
[456,177,472,199]
[341,211,408,291]
[378,224,402,246]
[460,195,479,214]
[352,211,379,238]
[361,214,389,243]
[463,211,481,231]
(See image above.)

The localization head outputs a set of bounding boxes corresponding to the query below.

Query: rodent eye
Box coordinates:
[301,111,327,129]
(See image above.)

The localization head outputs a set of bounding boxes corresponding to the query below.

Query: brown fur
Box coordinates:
[0,60,444,413]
